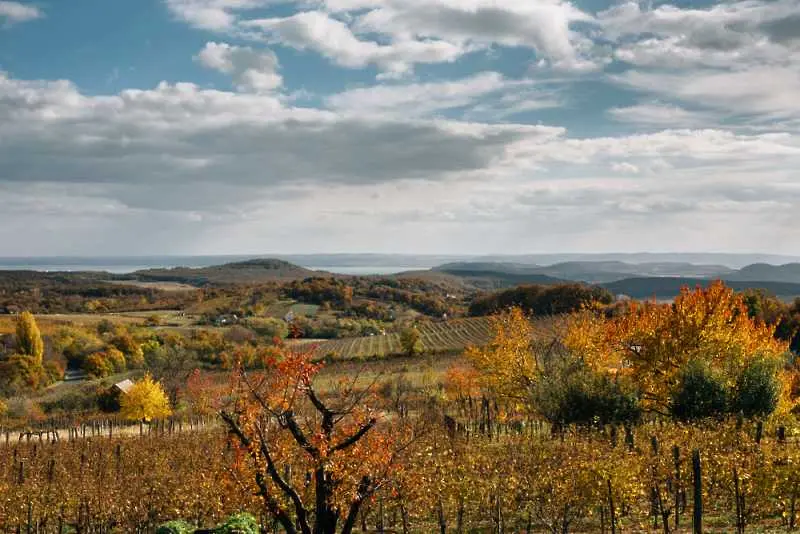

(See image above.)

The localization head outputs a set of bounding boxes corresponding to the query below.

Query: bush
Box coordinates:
[213,513,259,534]
[155,520,195,534]
[84,352,114,378]
[245,317,289,339]
[533,353,641,428]
[469,283,614,317]
[399,326,423,356]
[670,360,728,421]
[731,359,781,418]
[5,398,44,421]
[97,385,123,412]
[42,384,103,414]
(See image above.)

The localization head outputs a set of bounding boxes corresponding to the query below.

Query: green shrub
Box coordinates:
[244,317,289,340]
[214,513,259,534]
[42,384,103,414]
[399,326,422,356]
[156,520,194,534]
[731,358,780,418]
[532,350,641,428]
[670,360,728,421]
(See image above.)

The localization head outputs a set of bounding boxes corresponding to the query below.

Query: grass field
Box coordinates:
[263,300,320,318]
[106,280,198,292]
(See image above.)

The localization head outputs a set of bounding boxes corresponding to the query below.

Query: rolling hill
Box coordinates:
[432,261,800,299]
[603,277,800,299]
[433,261,733,285]
[133,258,325,285]
[725,263,800,283]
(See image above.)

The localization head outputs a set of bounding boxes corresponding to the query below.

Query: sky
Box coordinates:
[0,0,799,256]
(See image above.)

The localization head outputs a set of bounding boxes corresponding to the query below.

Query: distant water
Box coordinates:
[0,257,421,276]
[314,266,418,275]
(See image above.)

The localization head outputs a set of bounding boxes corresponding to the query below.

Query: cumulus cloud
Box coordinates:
[0,1,41,25]
[166,0,603,75]
[0,72,566,196]
[196,42,283,92]
[350,0,602,72]
[597,0,800,131]
[4,0,800,254]
[242,11,464,77]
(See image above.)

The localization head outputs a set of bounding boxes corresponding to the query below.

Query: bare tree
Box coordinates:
[220,351,418,534]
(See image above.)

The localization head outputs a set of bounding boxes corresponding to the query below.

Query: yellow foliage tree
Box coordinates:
[16,311,44,364]
[564,281,790,413]
[465,307,539,401]
[119,374,172,422]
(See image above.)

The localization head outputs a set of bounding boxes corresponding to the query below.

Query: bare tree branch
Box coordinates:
[331,418,377,453]
[280,410,320,457]
[219,411,298,534]
[254,420,313,534]
[340,476,372,534]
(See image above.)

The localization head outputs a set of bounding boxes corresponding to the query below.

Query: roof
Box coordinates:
[112,379,135,394]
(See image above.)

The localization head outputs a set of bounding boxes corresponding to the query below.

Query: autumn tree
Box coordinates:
[16,311,44,363]
[464,307,538,401]
[220,348,417,534]
[565,282,792,415]
[183,368,218,416]
[0,311,50,393]
[399,326,422,356]
[120,374,172,422]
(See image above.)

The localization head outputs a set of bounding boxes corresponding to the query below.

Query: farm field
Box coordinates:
[302,316,558,360]
[105,280,198,292]
[0,313,145,335]
[264,300,320,318]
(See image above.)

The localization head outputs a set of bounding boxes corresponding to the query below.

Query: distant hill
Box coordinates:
[434,261,734,284]
[726,263,800,283]
[134,258,324,285]
[432,261,800,297]
[603,277,800,299]
[471,253,800,269]
[432,263,566,289]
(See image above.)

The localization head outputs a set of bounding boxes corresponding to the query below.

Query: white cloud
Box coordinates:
[608,102,717,128]
[196,41,283,92]
[10,0,800,254]
[326,72,560,118]
[242,11,465,76]
[166,0,604,74]
[0,72,566,196]
[599,0,800,47]
[610,162,639,174]
[327,72,506,115]
[0,1,41,24]
[614,67,800,123]
[164,0,273,30]
[599,0,800,129]
[351,0,601,71]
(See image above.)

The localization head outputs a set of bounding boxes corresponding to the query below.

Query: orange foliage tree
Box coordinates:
[564,281,791,414]
[220,348,418,534]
